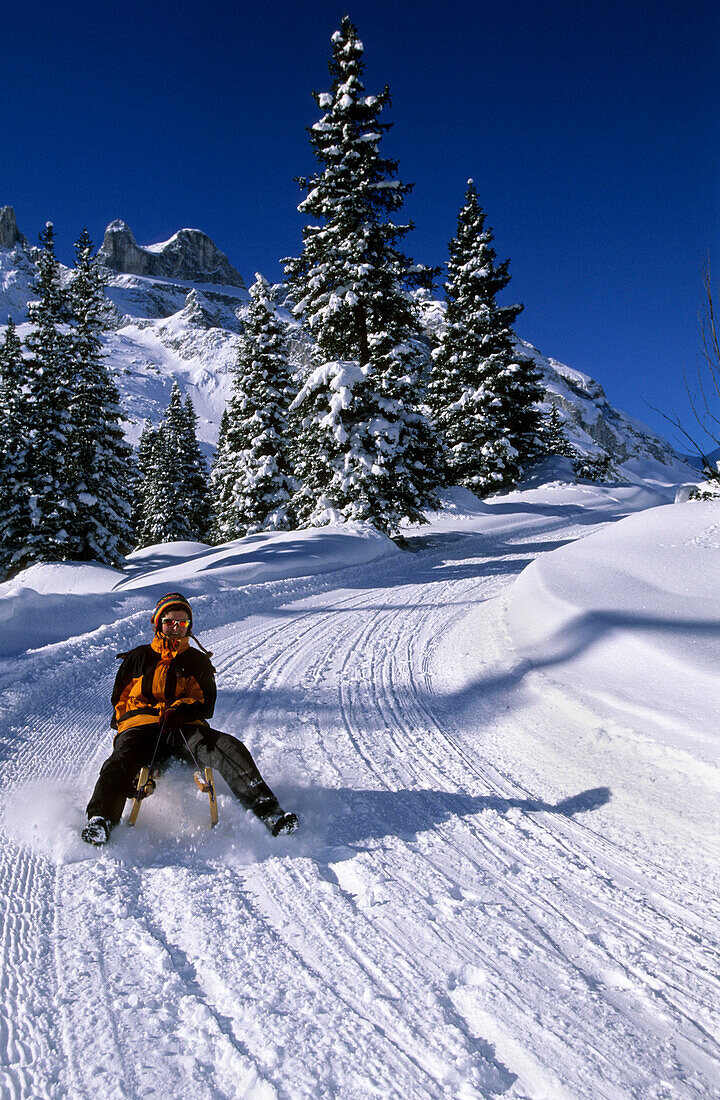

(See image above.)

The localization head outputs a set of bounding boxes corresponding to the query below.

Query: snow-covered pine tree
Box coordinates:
[21,223,79,565]
[65,228,133,564]
[211,274,295,541]
[284,16,440,534]
[543,402,574,457]
[134,384,210,548]
[0,318,31,576]
[211,409,231,531]
[427,181,544,494]
[181,394,212,542]
[133,420,158,545]
[573,450,615,482]
[135,428,191,548]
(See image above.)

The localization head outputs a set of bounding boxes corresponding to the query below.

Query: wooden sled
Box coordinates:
[127,765,218,828]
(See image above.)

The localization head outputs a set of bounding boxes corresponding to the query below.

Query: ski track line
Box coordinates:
[1,515,718,1098]
[53,857,279,1100]
[198,532,719,1096]
[0,849,66,1099]
[369,571,720,1084]
[140,863,496,1100]
[216,545,716,1095]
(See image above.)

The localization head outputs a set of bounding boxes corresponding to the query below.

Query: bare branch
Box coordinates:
[645,399,714,467]
[665,257,720,474]
[685,363,720,433]
[700,260,720,383]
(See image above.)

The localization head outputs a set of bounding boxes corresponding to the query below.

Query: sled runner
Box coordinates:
[128,765,218,828]
[194,767,218,827]
[127,767,154,825]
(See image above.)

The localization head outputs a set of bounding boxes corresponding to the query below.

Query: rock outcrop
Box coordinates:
[0,207,29,251]
[98,220,245,287]
[523,341,679,467]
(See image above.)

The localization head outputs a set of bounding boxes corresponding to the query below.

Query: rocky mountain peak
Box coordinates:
[0,207,29,251]
[98,220,245,288]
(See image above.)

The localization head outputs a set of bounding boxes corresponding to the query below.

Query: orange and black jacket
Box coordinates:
[111,634,216,735]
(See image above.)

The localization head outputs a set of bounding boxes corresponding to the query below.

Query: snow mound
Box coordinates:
[516,455,577,489]
[0,560,124,599]
[114,523,398,592]
[0,561,125,639]
[505,499,720,774]
[0,524,399,658]
[434,486,492,515]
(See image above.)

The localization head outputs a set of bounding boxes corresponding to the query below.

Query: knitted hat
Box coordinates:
[151,592,193,631]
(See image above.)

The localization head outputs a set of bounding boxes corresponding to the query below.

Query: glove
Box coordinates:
[162,707,185,731]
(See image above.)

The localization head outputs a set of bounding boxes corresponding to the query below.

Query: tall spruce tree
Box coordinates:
[21,223,78,565]
[181,394,213,541]
[0,319,31,576]
[134,420,158,544]
[428,181,544,494]
[135,428,189,548]
[543,403,574,457]
[65,228,133,564]
[211,274,295,540]
[284,16,439,533]
[134,383,210,547]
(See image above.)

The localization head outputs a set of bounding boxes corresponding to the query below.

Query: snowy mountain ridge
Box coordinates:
[522,341,679,469]
[98,219,246,287]
[0,208,691,479]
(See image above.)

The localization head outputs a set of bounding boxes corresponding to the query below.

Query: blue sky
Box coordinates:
[2,0,718,444]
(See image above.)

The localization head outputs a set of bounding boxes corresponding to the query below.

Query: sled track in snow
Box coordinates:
[0,851,64,1099]
[188,534,720,1096]
[0,520,718,1097]
[348,571,720,1093]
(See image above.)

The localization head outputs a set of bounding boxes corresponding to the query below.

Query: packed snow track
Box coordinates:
[0,491,717,1099]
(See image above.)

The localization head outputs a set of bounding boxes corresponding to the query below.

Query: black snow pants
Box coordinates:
[86,724,282,826]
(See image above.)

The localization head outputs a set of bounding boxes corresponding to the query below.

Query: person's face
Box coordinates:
[161,610,190,638]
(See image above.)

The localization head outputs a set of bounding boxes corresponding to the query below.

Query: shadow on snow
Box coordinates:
[299,784,612,850]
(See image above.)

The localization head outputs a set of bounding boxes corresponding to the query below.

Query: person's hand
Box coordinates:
[162,708,185,731]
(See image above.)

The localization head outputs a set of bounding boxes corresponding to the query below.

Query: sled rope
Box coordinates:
[146,716,168,775]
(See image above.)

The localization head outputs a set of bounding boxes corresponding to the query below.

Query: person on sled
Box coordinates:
[82,592,298,845]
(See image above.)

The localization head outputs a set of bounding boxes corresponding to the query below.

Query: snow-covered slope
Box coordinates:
[523,340,683,470]
[0,210,694,478]
[0,236,40,320]
[0,476,717,1097]
[450,496,720,882]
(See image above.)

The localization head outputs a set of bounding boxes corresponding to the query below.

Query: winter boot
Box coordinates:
[271,811,299,837]
[254,798,298,837]
[81,815,111,846]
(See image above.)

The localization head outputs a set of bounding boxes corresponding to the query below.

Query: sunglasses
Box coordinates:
[161,618,190,627]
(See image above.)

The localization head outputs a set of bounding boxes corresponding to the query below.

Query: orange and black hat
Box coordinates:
[151,592,193,631]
